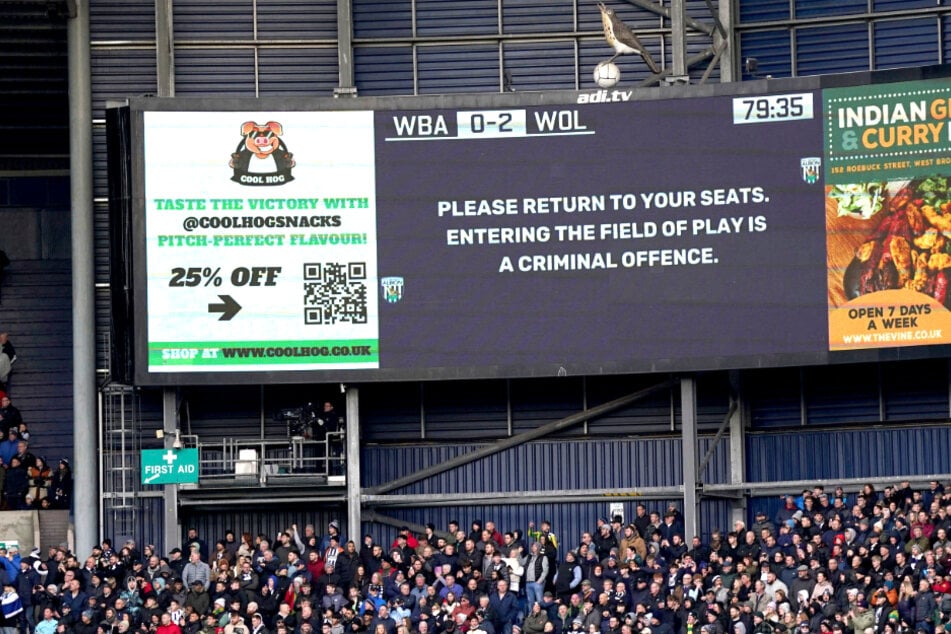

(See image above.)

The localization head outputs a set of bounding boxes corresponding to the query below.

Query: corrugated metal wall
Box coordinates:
[102,499,350,556]
[746,359,950,429]
[361,435,731,494]
[736,2,951,79]
[363,499,733,551]
[181,506,347,551]
[0,176,74,463]
[102,495,167,553]
[358,373,730,443]
[748,423,951,483]
[106,495,733,554]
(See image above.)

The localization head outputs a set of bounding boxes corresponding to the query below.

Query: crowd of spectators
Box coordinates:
[0,338,72,511]
[3,481,951,634]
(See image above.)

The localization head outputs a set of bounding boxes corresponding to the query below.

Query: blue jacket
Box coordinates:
[489,590,519,630]
[0,439,17,467]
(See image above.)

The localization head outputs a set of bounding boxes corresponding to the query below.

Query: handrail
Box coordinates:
[188,432,345,485]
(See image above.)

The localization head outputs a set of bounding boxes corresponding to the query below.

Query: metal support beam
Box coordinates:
[697,397,737,480]
[155,0,175,97]
[366,378,677,495]
[698,42,726,85]
[335,0,357,96]
[625,0,714,36]
[714,0,734,82]
[638,47,715,87]
[669,0,688,81]
[704,473,951,498]
[727,371,747,526]
[345,387,361,539]
[162,388,181,553]
[680,377,698,543]
[364,484,685,507]
[363,509,447,537]
[69,0,98,556]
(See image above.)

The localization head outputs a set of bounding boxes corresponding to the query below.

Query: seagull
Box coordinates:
[597,1,660,74]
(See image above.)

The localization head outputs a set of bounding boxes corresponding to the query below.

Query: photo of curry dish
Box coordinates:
[842,176,951,306]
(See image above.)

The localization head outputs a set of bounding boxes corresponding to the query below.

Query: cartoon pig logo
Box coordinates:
[229,121,296,186]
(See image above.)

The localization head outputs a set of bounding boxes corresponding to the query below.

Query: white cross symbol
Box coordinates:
[162,450,178,465]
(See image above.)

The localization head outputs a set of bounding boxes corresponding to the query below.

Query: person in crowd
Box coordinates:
[18,479,951,634]
[34,606,57,634]
[0,429,19,469]
[0,580,22,634]
[3,456,27,509]
[48,459,72,509]
[183,551,212,592]
[13,438,36,471]
[0,334,14,391]
[27,456,51,504]
[0,397,21,438]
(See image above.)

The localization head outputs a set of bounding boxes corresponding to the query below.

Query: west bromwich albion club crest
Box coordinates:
[229,121,295,186]
[381,277,404,303]
[800,157,821,184]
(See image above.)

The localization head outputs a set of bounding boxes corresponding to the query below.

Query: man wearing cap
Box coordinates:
[594,524,619,561]
[751,512,774,541]
[716,559,736,591]
[186,578,210,616]
[749,612,772,634]
[847,598,874,633]
[168,547,186,579]
[789,565,814,603]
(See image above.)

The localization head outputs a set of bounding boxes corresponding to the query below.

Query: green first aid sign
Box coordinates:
[141,448,199,485]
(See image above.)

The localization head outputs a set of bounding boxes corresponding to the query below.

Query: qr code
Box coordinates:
[303,262,368,325]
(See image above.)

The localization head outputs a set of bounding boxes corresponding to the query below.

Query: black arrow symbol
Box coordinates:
[209,295,241,321]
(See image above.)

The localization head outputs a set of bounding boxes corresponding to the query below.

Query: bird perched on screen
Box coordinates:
[597,1,660,74]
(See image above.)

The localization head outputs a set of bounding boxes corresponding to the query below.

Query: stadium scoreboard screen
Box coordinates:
[128,69,951,385]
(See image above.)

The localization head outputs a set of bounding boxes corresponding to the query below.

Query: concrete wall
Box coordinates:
[0,512,39,553]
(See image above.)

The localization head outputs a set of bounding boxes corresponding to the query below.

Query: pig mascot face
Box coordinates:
[229,120,295,185]
[241,121,283,159]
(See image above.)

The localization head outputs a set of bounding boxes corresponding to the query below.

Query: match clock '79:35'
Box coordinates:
[732,93,814,124]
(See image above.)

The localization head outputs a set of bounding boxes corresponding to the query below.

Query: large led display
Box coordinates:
[130,72,951,385]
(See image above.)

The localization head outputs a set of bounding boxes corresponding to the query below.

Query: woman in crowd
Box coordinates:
[47,458,71,509]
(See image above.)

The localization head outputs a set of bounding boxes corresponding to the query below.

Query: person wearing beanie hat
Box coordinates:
[319,521,343,553]
[48,459,71,510]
